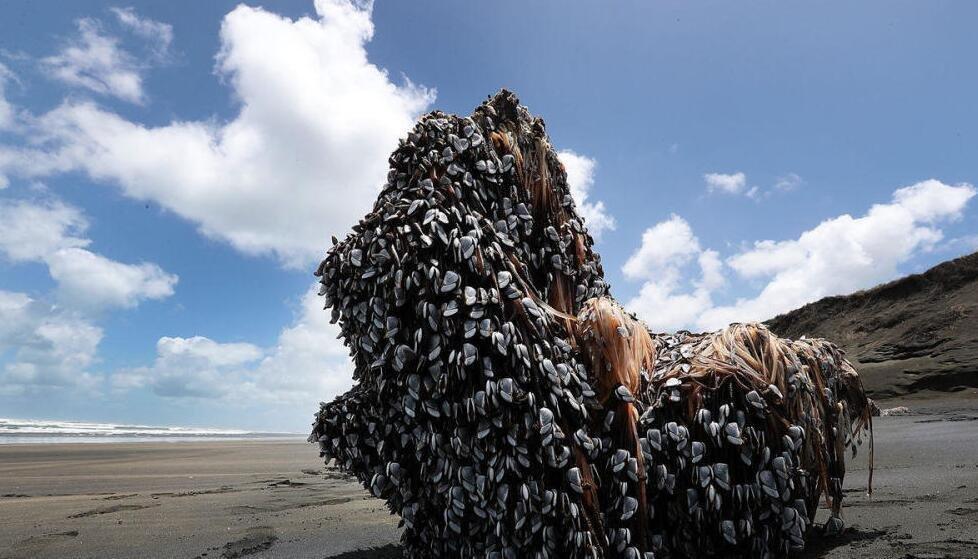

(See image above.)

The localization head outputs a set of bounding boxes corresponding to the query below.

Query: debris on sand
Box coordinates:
[880,406,913,416]
[310,90,873,558]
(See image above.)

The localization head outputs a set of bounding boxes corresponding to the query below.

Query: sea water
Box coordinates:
[0,418,301,444]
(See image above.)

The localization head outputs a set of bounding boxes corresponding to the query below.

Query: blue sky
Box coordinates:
[0,0,975,432]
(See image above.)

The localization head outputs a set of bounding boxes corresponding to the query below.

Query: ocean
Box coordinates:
[0,418,303,444]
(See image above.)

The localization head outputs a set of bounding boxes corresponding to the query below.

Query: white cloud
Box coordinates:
[704,171,747,195]
[706,171,802,199]
[622,214,700,282]
[774,172,803,192]
[624,180,976,332]
[115,286,352,405]
[622,215,722,331]
[157,336,262,368]
[558,150,615,240]
[41,18,147,104]
[892,179,975,222]
[46,248,176,309]
[249,286,353,403]
[0,290,34,349]
[0,197,176,393]
[36,7,172,105]
[0,197,177,310]
[702,179,975,327]
[697,249,725,291]
[0,290,103,394]
[1,0,435,268]
[0,1,612,269]
[116,336,263,398]
[0,0,635,425]
[628,281,714,333]
[0,198,89,261]
[110,7,173,58]
[0,62,15,132]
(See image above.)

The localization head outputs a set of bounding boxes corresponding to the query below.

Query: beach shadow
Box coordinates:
[324,544,403,558]
[319,530,892,559]
[799,526,890,557]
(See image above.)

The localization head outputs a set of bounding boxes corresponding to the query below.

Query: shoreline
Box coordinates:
[0,417,304,446]
[0,435,306,446]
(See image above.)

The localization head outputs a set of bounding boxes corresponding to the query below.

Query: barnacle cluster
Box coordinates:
[310,91,873,558]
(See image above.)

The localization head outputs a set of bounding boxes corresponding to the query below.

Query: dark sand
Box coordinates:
[2,394,977,558]
[0,438,399,558]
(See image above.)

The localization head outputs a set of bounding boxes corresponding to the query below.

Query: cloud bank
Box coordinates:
[0,196,177,393]
[625,179,976,331]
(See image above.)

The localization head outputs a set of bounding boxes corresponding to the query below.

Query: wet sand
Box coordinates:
[1,395,977,558]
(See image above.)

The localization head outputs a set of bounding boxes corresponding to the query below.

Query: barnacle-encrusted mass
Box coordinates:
[310,90,873,558]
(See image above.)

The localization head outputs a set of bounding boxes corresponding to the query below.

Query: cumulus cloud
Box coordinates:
[115,286,352,407]
[624,180,976,332]
[697,249,725,291]
[0,197,176,392]
[0,0,630,424]
[0,0,419,424]
[892,179,975,222]
[115,336,263,398]
[46,248,177,309]
[41,18,147,104]
[1,0,435,268]
[36,7,172,105]
[0,1,613,268]
[622,214,700,282]
[701,180,975,327]
[0,290,103,394]
[0,198,89,261]
[0,197,177,310]
[0,290,34,351]
[706,171,803,199]
[160,336,262,368]
[0,63,15,132]
[557,150,615,240]
[111,7,173,58]
[774,173,803,192]
[704,171,747,195]
[248,286,354,403]
[623,215,723,331]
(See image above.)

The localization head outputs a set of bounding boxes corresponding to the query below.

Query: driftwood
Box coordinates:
[310,90,873,558]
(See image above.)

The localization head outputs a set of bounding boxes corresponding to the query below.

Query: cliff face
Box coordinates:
[765,251,978,398]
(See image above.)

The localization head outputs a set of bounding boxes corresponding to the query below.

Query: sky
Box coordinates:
[0,0,976,432]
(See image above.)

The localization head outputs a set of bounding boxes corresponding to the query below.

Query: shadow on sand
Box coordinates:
[325,544,403,558]
[321,527,890,559]
[799,526,890,557]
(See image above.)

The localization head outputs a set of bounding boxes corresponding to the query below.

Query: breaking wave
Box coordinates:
[0,418,300,444]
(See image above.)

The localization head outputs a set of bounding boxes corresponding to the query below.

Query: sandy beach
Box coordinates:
[0,438,400,559]
[2,394,977,559]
